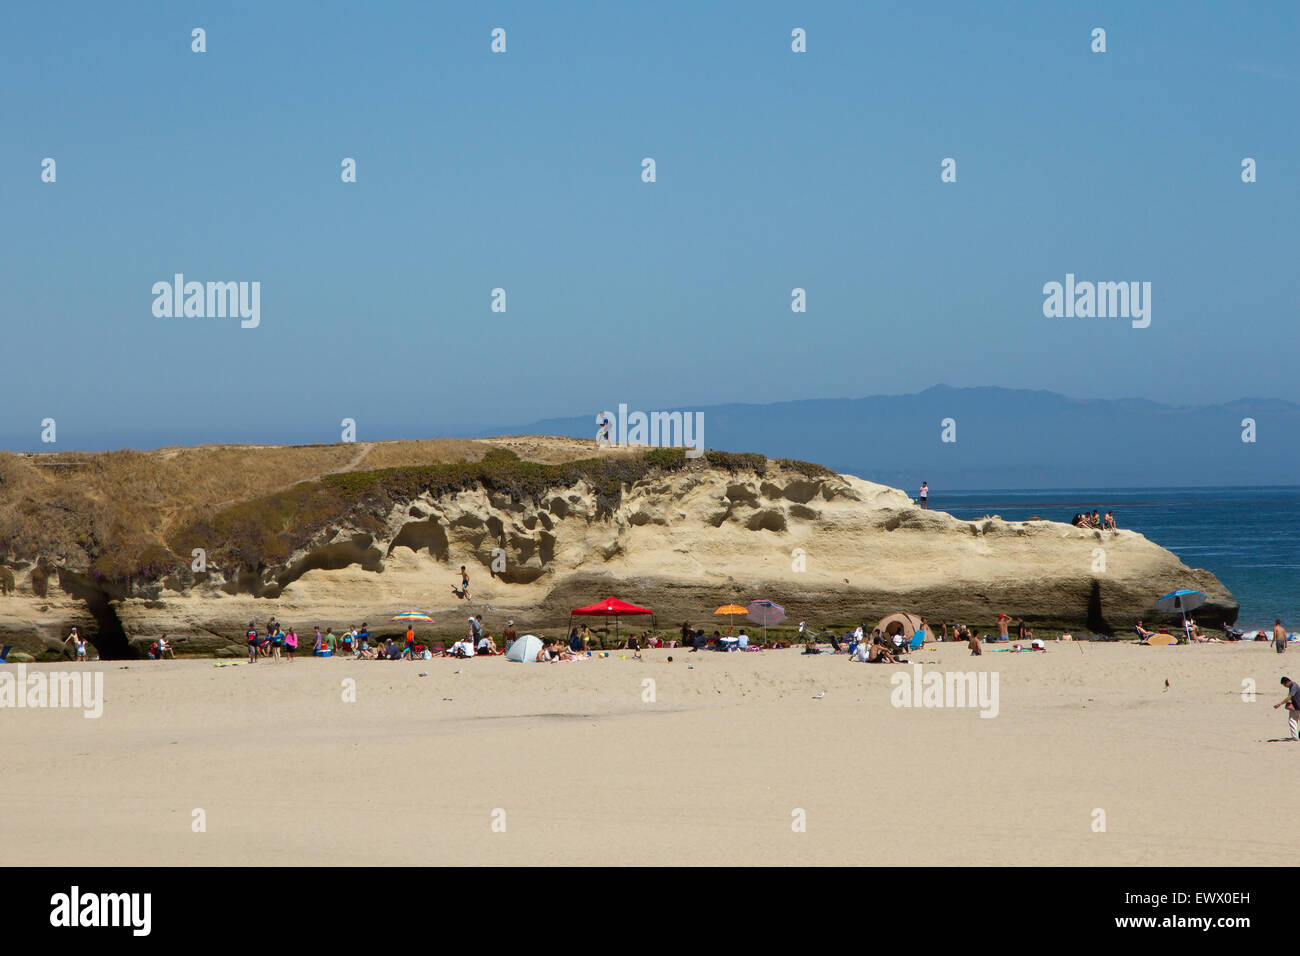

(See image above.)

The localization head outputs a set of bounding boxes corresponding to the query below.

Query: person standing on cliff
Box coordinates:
[1274,620,1288,654]
[918,482,929,509]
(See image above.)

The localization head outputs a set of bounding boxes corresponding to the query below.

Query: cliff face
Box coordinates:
[0,440,1237,659]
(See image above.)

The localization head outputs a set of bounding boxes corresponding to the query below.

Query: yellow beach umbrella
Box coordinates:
[714,604,748,634]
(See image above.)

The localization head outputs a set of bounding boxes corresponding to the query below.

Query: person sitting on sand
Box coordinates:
[1029,637,1046,651]
[969,628,982,656]
[866,639,897,664]
[448,637,475,659]
[1192,627,1221,643]
[477,633,498,656]
[1060,629,1073,642]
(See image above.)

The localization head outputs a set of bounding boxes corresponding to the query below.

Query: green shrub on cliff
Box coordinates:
[169,448,801,579]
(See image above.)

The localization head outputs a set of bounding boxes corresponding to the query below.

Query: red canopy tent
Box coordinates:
[569,596,655,646]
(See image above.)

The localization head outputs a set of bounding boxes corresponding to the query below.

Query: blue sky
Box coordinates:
[3,0,1297,451]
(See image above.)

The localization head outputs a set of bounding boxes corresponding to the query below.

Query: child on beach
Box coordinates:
[452,565,470,600]
[247,622,260,663]
[285,627,298,661]
[63,627,88,662]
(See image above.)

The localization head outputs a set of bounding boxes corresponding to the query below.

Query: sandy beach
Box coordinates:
[4,641,1295,866]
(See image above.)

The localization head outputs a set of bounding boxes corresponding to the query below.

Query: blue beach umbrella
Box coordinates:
[1155,589,1206,638]
[1155,590,1206,615]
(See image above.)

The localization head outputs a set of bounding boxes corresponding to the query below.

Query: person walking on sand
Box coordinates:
[1274,619,1288,654]
[918,482,929,509]
[1275,677,1300,740]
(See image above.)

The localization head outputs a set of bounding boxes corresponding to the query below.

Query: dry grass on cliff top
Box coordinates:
[0,439,528,576]
[0,439,826,584]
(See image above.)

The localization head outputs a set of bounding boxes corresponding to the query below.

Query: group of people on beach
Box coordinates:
[1072,509,1117,529]
[237,613,535,662]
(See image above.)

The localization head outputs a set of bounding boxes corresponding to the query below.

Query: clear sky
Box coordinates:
[3,1,1297,451]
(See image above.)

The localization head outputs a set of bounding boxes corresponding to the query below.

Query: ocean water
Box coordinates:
[937,486,1300,631]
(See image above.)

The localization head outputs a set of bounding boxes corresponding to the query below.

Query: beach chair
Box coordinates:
[0,645,11,663]
[428,642,445,657]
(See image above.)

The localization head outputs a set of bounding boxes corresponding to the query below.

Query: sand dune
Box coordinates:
[3,641,1294,866]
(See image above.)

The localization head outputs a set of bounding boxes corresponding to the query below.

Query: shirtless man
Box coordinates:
[1273,619,1288,655]
[866,639,897,664]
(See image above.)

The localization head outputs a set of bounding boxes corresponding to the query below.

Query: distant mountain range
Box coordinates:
[488,386,1300,490]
